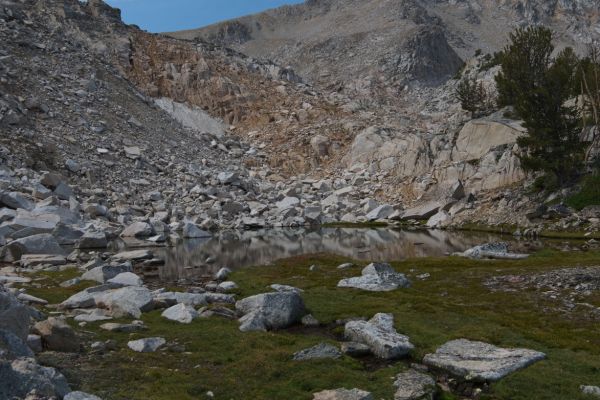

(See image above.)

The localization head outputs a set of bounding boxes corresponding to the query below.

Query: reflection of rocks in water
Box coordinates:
[156,228,524,284]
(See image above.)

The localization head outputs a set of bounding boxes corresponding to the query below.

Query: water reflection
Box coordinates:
[154,227,541,284]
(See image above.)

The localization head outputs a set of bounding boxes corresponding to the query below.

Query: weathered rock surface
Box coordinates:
[64,391,103,400]
[236,292,306,332]
[127,337,166,353]
[0,357,71,399]
[338,263,410,292]
[393,369,436,400]
[422,339,546,382]
[458,243,528,260]
[161,303,199,324]
[293,343,342,361]
[312,388,373,400]
[345,313,414,359]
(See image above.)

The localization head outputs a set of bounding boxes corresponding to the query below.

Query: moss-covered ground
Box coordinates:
[26,250,600,400]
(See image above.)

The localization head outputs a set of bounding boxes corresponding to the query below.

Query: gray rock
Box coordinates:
[64,391,103,400]
[54,182,74,200]
[312,388,373,400]
[301,314,320,327]
[217,281,238,291]
[32,317,80,353]
[161,303,198,324]
[65,159,81,173]
[100,322,147,333]
[0,287,31,340]
[127,337,165,352]
[459,242,528,260]
[96,286,154,318]
[293,343,341,360]
[366,204,394,221]
[26,334,42,353]
[154,291,234,307]
[276,196,300,210]
[53,224,84,245]
[422,339,546,382]
[120,221,155,238]
[581,386,600,397]
[73,309,113,323]
[107,272,143,287]
[77,231,108,249]
[0,191,34,210]
[0,329,34,360]
[82,263,133,283]
[270,284,303,293]
[1,233,64,262]
[112,249,153,261]
[338,263,411,292]
[20,254,66,268]
[182,222,211,238]
[0,357,71,399]
[236,292,306,332]
[214,267,231,281]
[341,342,371,357]
[393,369,436,400]
[401,202,441,221]
[217,172,238,185]
[345,313,414,359]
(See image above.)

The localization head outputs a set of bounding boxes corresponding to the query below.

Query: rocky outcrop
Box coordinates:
[423,339,546,382]
[344,313,414,359]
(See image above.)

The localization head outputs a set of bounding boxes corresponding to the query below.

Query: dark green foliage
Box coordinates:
[496,27,584,185]
[479,51,503,72]
[455,76,492,117]
[495,27,554,107]
[565,172,600,210]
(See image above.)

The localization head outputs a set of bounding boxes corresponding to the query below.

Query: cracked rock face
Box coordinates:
[344,313,414,359]
[422,339,546,382]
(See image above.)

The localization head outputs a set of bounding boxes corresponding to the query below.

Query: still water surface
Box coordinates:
[138,228,557,285]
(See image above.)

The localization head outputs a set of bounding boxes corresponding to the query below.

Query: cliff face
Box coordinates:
[168,0,599,100]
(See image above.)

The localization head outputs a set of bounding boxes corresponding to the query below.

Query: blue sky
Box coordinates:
[105,0,303,33]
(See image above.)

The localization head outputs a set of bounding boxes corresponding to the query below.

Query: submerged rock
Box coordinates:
[338,263,410,292]
[344,313,413,359]
[422,339,545,382]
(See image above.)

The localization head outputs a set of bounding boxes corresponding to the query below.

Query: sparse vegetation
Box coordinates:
[455,76,494,117]
[25,251,600,400]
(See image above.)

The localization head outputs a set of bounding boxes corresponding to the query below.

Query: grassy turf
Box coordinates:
[27,250,600,400]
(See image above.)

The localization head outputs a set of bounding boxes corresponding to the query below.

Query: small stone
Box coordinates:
[127,337,166,352]
[301,314,320,327]
[293,343,341,361]
[215,267,231,281]
[312,388,373,400]
[393,369,436,400]
[161,303,198,324]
